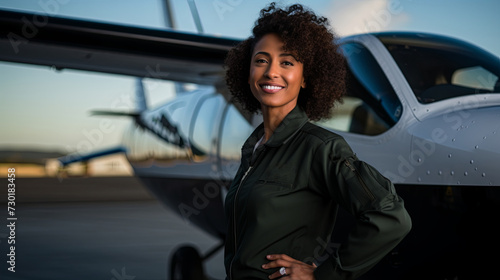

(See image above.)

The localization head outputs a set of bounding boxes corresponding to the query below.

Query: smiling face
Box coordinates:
[248,33,306,114]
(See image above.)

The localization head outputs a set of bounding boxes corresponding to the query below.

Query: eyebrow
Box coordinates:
[254,51,298,60]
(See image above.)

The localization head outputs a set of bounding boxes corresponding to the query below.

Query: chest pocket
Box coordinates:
[255,162,304,188]
[252,178,295,200]
[250,170,298,200]
[257,178,293,189]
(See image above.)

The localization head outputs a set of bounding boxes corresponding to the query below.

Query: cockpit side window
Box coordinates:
[380,35,500,104]
[316,42,402,136]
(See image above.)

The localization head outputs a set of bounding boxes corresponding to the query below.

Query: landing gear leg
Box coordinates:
[170,246,204,280]
[169,243,224,280]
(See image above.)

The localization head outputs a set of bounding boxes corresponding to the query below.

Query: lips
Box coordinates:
[260,83,285,94]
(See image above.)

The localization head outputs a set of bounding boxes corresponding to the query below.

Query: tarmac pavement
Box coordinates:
[0,177,225,280]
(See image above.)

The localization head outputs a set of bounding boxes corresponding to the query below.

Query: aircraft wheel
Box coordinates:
[169,246,205,280]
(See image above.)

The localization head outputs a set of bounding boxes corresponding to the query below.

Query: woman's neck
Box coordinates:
[260,103,296,143]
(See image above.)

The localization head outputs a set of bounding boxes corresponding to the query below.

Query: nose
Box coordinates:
[264,61,280,79]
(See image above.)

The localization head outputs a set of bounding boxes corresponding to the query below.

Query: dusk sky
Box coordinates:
[1,0,499,154]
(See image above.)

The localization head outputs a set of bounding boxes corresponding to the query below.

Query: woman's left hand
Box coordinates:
[262,254,317,279]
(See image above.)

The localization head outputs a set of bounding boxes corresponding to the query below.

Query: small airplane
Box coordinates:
[1,7,500,280]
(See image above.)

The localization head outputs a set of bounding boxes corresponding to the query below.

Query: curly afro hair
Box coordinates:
[224,2,346,121]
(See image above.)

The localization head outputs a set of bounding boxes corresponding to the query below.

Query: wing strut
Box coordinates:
[187,0,204,34]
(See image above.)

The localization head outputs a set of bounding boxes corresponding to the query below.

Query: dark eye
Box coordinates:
[283,61,294,66]
[255,58,267,64]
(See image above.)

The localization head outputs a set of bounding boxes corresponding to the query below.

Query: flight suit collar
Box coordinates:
[264,105,309,147]
[243,105,309,153]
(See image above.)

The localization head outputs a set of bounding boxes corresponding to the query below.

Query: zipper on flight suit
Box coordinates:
[229,165,252,280]
[229,144,267,279]
[344,159,375,201]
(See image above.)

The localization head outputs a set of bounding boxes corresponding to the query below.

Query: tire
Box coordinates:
[169,245,205,280]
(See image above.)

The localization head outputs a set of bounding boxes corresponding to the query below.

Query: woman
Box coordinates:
[223,3,411,279]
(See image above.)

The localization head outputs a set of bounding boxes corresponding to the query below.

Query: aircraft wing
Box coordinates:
[0,9,241,85]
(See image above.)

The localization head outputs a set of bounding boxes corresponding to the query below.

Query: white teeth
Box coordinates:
[262,85,283,90]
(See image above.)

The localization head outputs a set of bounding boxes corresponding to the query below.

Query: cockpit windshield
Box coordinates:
[378,33,500,104]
